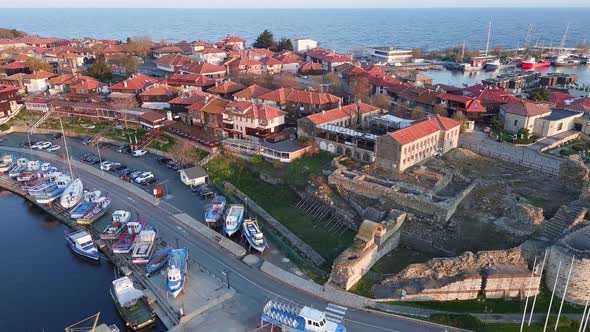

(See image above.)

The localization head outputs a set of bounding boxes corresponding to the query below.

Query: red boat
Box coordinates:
[521,57,551,70]
[112,220,146,254]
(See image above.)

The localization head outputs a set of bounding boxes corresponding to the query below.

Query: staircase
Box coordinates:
[28,110,52,134]
[538,201,587,242]
[87,126,111,146]
[137,130,161,149]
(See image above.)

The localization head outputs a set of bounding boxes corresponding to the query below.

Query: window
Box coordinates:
[557,123,563,131]
[514,119,518,126]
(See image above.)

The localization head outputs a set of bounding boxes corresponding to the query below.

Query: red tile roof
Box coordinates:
[259,56,282,66]
[187,97,229,114]
[233,84,272,100]
[258,88,341,105]
[368,75,401,87]
[502,100,552,117]
[139,84,178,97]
[198,48,227,55]
[225,101,286,124]
[24,71,54,80]
[110,74,158,92]
[306,47,352,64]
[305,102,381,125]
[334,63,366,77]
[274,51,302,65]
[169,91,210,105]
[0,84,18,94]
[2,61,27,70]
[154,54,194,67]
[139,110,166,122]
[207,80,245,94]
[437,93,473,104]
[390,115,460,145]
[299,61,324,73]
[165,73,216,88]
[152,45,183,54]
[179,60,226,75]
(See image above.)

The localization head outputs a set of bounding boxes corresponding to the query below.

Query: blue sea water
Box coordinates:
[0,8,589,52]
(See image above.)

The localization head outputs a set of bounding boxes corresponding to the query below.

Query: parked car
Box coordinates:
[50,133,63,140]
[87,156,101,164]
[100,161,118,171]
[132,149,147,157]
[129,170,144,180]
[135,172,154,184]
[81,137,92,145]
[200,190,216,199]
[110,164,126,173]
[158,157,172,165]
[47,145,61,152]
[117,144,131,154]
[33,141,52,150]
[142,177,159,186]
[118,168,136,178]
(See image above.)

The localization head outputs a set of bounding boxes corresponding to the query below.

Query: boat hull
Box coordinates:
[146,248,172,274]
[521,62,550,70]
[67,241,100,260]
[60,179,84,209]
[166,248,188,298]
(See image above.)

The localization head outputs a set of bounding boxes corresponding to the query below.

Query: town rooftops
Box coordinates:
[225,101,286,124]
[233,84,272,100]
[152,45,184,55]
[165,73,215,87]
[258,87,341,105]
[169,91,210,105]
[110,74,158,92]
[299,61,324,73]
[187,97,229,114]
[179,60,226,75]
[197,47,227,55]
[24,71,54,80]
[155,54,195,67]
[389,115,460,145]
[207,80,245,94]
[334,63,366,77]
[306,47,352,64]
[259,56,282,66]
[0,84,18,93]
[305,102,381,125]
[2,61,27,70]
[502,100,552,117]
[274,51,302,64]
[139,84,178,97]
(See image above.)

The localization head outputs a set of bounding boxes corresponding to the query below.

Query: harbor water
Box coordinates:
[0,190,165,331]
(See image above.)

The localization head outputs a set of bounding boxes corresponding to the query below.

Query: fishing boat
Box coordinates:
[261,300,346,332]
[30,174,71,204]
[131,228,158,264]
[60,178,84,209]
[166,248,188,298]
[483,59,500,72]
[521,57,551,70]
[101,210,131,240]
[110,276,156,331]
[224,204,244,237]
[16,170,36,182]
[146,248,172,275]
[553,54,580,67]
[65,229,100,261]
[8,158,28,178]
[205,195,226,226]
[69,190,102,219]
[243,218,267,253]
[26,160,41,171]
[77,196,111,225]
[0,155,13,173]
[112,221,146,254]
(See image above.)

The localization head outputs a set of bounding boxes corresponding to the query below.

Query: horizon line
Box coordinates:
[2,6,590,9]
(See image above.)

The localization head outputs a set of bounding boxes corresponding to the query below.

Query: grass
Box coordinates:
[349,277,373,297]
[0,108,42,130]
[429,314,581,332]
[148,134,175,152]
[207,155,354,263]
[103,127,147,143]
[255,151,333,190]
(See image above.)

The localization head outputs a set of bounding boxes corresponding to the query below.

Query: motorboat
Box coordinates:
[261,300,346,332]
[224,204,244,237]
[65,229,100,261]
[146,248,172,275]
[60,178,84,209]
[0,155,13,173]
[30,174,72,204]
[77,196,111,225]
[16,171,36,182]
[243,218,267,253]
[553,54,580,67]
[205,195,226,226]
[70,190,102,219]
[101,210,131,240]
[113,221,146,254]
[8,158,28,178]
[26,160,41,171]
[131,228,158,264]
[483,59,500,71]
[111,277,156,331]
[166,248,188,298]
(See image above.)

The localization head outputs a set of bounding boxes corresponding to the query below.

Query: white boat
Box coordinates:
[101,210,132,240]
[243,218,267,253]
[60,178,84,209]
[224,204,244,237]
[8,158,28,178]
[0,155,13,173]
[30,174,71,204]
[261,300,346,332]
[131,228,158,264]
[70,190,102,219]
[166,248,188,298]
[27,160,41,171]
[65,229,100,260]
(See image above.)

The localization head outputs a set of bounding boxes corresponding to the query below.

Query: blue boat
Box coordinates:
[65,229,100,261]
[146,248,172,275]
[70,191,102,218]
[261,300,346,332]
[166,248,188,298]
[205,195,226,225]
[77,196,111,225]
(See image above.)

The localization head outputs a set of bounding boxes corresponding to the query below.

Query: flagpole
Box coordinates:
[579,290,590,332]
[543,260,562,332]
[530,250,549,325]
[521,256,538,332]
[555,255,575,330]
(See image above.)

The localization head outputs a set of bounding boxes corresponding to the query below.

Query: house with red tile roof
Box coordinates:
[0,39,27,51]
[48,74,104,95]
[258,87,341,118]
[168,90,211,122]
[500,100,552,134]
[17,36,68,48]
[138,110,168,130]
[2,61,29,75]
[395,86,440,112]
[109,73,159,94]
[24,71,55,93]
[375,115,461,173]
[0,84,20,122]
[297,101,382,138]
[305,48,353,72]
[274,51,303,72]
[462,85,519,114]
[139,84,179,109]
[216,36,246,50]
[334,63,366,79]
[190,40,212,52]
[437,93,486,118]
[193,48,227,65]
[207,80,246,100]
[164,73,216,92]
[178,60,226,79]
[154,54,195,73]
[225,56,262,76]
[259,56,283,74]
[233,84,272,103]
[222,101,286,139]
[187,96,230,132]
[298,61,325,76]
[151,45,184,58]
[0,73,27,94]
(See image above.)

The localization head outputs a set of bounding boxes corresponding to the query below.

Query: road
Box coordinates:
[0,132,459,332]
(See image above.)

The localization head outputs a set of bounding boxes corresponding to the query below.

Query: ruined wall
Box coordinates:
[484,265,541,299]
[393,273,483,302]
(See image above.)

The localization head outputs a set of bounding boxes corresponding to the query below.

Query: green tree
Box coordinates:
[87,54,112,81]
[529,88,550,102]
[25,58,52,72]
[412,48,423,59]
[253,29,275,49]
[276,38,293,52]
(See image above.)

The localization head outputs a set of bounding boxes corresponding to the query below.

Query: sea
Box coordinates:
[0,190,165,331]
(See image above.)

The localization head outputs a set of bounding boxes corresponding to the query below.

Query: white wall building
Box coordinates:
[366,47,413,64]
[294,38,319,53]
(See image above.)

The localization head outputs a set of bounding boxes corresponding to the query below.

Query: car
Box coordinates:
[166,160,179,169]
[110,164,126,173]
[47,145,61,152]
[50,133,63,140]
[81,137,92,145]
[132,149,147,157]
[129,170,144,180]
[142,177,159,186]
[100,161,117,171]
[33,141,52,150]
[117,144,131,153]
[135,172,154,184]
[118,168,136,177]
[158,157,172,165]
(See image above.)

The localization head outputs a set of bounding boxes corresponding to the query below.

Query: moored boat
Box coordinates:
[26,160,41,171]
[60,178,84,209]
[110,276,156,331]
[205,195,226,226]
[166,248,188,298]
[0,155,13,173]
[113,221,146,254]
[483,59,500,71]
[30,174,71,204]
[8,158,28,178]
[70,190,102,219]
[131,228,158,264]
[146,248,172,275]
[77,196,111,225]
[101,210,131,240]
[243,218,267,253]
[65,229,100,260]
[261,300,346,332]
[224,204,244,237]
[553,54,580,67]
[521,57,551,70]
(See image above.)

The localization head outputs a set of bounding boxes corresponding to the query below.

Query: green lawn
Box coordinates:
[206,155,353,264]
[148,134,175,152]
[428,313,581,332]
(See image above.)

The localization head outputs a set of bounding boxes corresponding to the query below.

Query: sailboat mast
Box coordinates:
[461,40,465,62]
[485,20,492,56]
[559,23,570,54]
[60,118,74,178]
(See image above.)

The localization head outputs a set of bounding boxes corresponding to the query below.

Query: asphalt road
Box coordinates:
[0,132,458,332]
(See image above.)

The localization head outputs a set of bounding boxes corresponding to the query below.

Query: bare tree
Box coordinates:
[371,94,391,111]
[169,140,199,165]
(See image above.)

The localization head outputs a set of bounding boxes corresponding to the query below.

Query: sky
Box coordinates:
[2,0,590,7]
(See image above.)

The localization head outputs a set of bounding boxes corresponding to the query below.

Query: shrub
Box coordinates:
[572,144,588,152]
[251,155,264,165]
[430,314,485,329]
[560,149,576,156]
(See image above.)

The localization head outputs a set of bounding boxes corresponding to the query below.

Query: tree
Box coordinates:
[26,58,52,72]
[123,35,152,58]
[276,38,293,52]
[0,28,27,38]
[393,104,410,118]
[410,106,427,120]
[529,88,550,102]
[253,29,275,49]
[261,73,275,89]
[412,48,423,59]
[169,140,198,165]
[451,110,467,123]
[349,77,371,102]
[111,55,138,75]
[432,105,449,117]
[371,94,391,110]
[324,72,340,86]
[87,54,112,81]
[279,72,299,89]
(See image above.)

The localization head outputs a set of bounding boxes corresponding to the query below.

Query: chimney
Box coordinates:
[123,81,127,88]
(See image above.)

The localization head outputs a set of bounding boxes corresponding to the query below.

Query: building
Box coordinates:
[48,74,104,95]
[294,38,319,53]
[138,110,167,130]
[207,80,245,100]
[305,48,353,72]
[24,71,55,93]
[232,84,272,103]
[151,45,184,58]
[23,98,50,112]
[154,54,195,73]
[0,84,19,122]
[193,48,227,65]
[374,116,461,173]
[437,93,487,118]
[221,101,286,139]
[258,87,341,118]
[179,166,208,186]
[216,36,246,50]
[0,73,27,94]
[109,74,159,95]
[168,91,210,122]
[226,57,262,76]
[259,56,283,74]
[366,47,413,64]
[532,109,582,137]
[139,84,179,109]
[274,51,302,72]
[2,61,29,75]
[298,101,382,139]
[178,61,226,79]
[500,100,552,134]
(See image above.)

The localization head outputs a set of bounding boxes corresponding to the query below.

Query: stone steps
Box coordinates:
[538,202,587,241]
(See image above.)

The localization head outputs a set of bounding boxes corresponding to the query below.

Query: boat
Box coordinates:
[26,160,41,171]
[30,174,71,204]
[16,170,36,182]
[243,218,267,253]
[110,276,156,331]
[521,57,551,70]
[224,204,244,237]
[261,300,346,332]
[166,248,188,298]
[205,195,226,226]
[65,313,120,332]
[8,158,28,178]
[112,221,146,254]
[65,229,100,261]
[20,175,47,191]
[0,155,13,173]
[69,190,102,219]
[77,196,111,225]
[60,178,84,209]
[101,210,131,240]
[131,228,158,264]
[146,248,172,275]
[483,59,500,71]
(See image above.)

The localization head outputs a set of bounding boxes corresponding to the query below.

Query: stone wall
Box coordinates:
[484,265,541,299]
[390,273,483,302]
